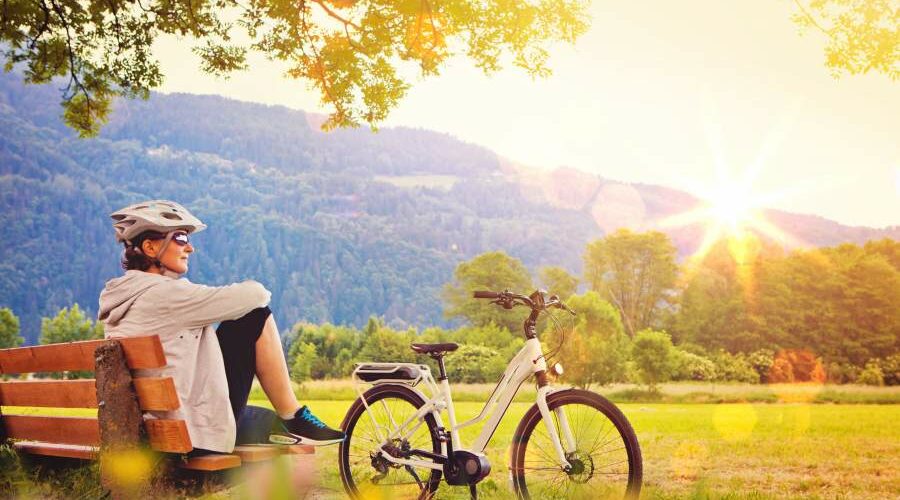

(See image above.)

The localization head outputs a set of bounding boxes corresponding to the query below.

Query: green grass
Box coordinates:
[242,399,900,499]
[4,390,899,498]
[249,380,900,405]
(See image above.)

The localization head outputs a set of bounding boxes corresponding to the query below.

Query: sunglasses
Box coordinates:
[145,231,191,246]
[170,232,191,246]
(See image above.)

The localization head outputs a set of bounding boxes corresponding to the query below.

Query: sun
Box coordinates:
[658,173,800,266]
[706,182,759,234]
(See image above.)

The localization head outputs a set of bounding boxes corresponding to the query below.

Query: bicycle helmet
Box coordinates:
[111,200,206,245]
[111,200,206,275]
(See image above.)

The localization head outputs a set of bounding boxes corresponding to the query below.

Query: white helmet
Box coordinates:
[111,200,207,245]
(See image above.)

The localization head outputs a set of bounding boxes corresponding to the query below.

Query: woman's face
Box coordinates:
[142,231,194,274]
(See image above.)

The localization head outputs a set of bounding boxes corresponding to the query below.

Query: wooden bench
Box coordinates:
[0,335,314,493]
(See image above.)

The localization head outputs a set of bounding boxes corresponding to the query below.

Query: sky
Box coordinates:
[154,0,899,229]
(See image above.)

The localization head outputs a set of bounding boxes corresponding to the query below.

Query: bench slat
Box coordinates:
[0,377,180,411]
[133,377,180,411]
[145,419,192,453]
[233,445,281,462]
[3,415,192,453]
[283,444,316,455]
[13,441,98,460]
[0,380,97,408]
[0,336,166,374]
[180,454,242,471]
[3,415,100,445]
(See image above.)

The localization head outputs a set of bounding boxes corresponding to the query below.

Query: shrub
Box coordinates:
[768,357,795,383]
[631,329,675,389]
[290,342,317,384]
[447,345,506,383]
[879,354,900,386]
[672,350,716,381]
[0,308,23,349]
[774,349,826,383]
[857,360,885,386]
[711,351,759,383]
[825,362,860,384]
[747,349,774,383]
[543,292,629,387]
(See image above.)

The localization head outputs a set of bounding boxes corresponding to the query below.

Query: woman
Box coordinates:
[98,200,344,456]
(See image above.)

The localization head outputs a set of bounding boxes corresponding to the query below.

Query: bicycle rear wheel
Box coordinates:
[338,384,443,499]
[510,389,642,499]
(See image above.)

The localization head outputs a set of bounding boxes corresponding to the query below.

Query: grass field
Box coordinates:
[272,380,900,405]
[231,398,899,499]
[3,385,899,499]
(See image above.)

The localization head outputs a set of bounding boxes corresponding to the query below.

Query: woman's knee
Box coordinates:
[217,306,272,341]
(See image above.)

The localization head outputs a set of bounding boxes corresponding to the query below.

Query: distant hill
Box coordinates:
[1,72,896,344]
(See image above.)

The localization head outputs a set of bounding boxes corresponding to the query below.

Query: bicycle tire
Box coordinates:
[338,384,443,499]
[510,389,642,499]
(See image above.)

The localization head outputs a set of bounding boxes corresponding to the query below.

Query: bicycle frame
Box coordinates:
[352,336,575,472]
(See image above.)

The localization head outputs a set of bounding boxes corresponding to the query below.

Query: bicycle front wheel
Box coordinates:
[510,389,642,499]
[338,384,443,499]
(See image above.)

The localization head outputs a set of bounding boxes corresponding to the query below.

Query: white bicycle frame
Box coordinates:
[351,337,575,472]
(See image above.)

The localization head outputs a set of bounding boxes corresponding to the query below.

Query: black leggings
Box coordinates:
[188,306,279,456]
[216,305,272,421]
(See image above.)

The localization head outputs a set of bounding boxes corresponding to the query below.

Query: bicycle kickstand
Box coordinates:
[469,483,478,500]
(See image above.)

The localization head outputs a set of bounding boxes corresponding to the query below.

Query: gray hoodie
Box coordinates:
[98,270,271,452]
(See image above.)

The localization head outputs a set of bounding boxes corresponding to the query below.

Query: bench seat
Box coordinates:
[0,335,316,482]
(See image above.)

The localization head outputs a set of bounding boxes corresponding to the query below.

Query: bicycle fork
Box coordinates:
[536,386,575,470]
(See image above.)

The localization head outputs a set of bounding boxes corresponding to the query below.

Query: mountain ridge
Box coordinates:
[1,71,896,344]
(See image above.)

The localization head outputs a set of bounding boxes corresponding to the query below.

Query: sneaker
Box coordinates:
[269,405,345,446]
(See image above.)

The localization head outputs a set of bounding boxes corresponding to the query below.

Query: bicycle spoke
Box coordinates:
[341,388,442,500]
[514,398,635,500]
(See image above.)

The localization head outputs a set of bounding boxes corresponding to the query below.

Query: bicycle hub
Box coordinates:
[443,450,491,486]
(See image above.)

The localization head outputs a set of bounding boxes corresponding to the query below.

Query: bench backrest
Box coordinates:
[0,336,194,453]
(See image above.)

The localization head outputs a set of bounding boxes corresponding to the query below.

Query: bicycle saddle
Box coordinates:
[410,342,459,355]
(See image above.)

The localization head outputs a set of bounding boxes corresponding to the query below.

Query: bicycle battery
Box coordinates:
[353,363,425,386]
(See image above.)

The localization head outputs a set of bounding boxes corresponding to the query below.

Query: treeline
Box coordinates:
[4,231,898,386]
[282,231,899,386]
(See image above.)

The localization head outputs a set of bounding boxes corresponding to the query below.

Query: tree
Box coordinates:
[543,291,629,387]
[670,239,766,352]
[290,342,318,384]
[446,344,505,383]
[0,0,589,136]
[583,229,678,336]
[39,304,103,344]
[538,266,578,299]
[39,304,103,379]
[359,321,417,364]
[630,329,675,390]
[791,0,899,80]
[0,307,23,348]
[442,251,534,333]
[857,360,885,386]
[671,350,716,382]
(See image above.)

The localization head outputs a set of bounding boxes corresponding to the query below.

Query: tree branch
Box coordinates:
[48,0,91,110]
[27,0,52,51]
[792,0,834,38]
[310,0,360,30]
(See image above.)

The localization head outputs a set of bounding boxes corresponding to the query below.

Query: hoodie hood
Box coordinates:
[98,270,172,326]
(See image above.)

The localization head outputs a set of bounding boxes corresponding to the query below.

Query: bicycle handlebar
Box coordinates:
[472,289,575,339]
[472,289,575,315]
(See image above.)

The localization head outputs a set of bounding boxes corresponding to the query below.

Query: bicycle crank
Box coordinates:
[443,450,491,486]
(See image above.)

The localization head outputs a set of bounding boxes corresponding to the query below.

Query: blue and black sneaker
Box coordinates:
[269,406,345,446]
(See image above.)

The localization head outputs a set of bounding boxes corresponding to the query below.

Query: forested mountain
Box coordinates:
[1,72,896,344]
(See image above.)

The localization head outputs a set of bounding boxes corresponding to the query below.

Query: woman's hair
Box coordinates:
[120,231,165,271]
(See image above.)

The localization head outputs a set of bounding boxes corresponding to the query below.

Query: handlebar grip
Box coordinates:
[473,291,500,299]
